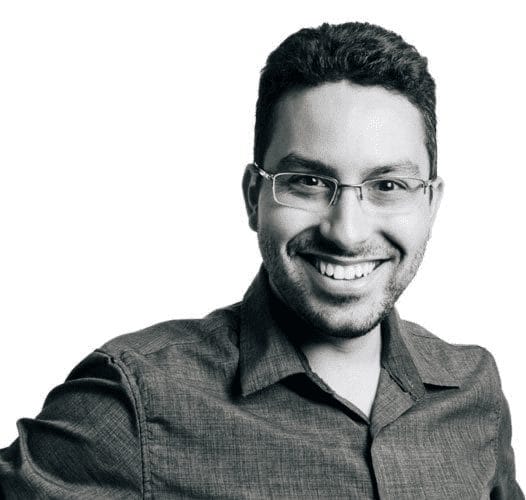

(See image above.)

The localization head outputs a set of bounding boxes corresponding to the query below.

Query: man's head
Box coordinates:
[243,22,443,338]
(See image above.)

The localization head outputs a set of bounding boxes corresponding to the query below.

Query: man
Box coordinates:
[0,21,522,499]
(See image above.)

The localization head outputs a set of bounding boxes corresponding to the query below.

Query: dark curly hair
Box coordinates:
[254,22,437,178]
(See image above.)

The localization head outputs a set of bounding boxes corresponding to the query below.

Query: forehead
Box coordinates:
[264,81,429,179]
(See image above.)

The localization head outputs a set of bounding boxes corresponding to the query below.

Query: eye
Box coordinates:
[288,174,331,188]
[369,179,409,191]
[301,176,322,187]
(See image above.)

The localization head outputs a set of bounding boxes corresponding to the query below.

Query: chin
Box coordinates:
[291,293,393,339]
[267,262,396,338]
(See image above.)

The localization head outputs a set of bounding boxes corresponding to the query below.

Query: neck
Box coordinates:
[300,324,382,365]
[265,274,383,416]
[299,325,382,418]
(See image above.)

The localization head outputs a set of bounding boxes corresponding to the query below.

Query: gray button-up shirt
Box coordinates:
[1,269,523,498]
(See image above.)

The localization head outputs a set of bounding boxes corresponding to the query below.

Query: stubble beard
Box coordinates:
[258,229,429,339]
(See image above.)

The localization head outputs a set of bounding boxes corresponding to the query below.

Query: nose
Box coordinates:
[319,187,374,251]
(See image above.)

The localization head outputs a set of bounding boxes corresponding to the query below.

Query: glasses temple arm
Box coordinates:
[252,164,273,180]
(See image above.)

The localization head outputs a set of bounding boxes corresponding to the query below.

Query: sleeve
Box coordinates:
[0,350,145,499]
[490,373,524,499]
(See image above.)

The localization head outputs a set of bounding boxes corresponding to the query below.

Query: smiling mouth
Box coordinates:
[301,255,383,281]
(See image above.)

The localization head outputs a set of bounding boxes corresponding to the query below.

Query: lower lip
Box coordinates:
[299,256,387,296]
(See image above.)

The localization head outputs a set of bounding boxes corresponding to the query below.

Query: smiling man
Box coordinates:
[243,79,443,420]
[1,22,523,499]
[248,83,438,338]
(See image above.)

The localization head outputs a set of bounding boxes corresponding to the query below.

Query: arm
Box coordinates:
[0,351,145,499]
[490,373,524,499]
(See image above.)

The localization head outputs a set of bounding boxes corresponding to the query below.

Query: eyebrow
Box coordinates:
[274,153,423,179]
[366,163,422,178]
[275,154,338,177]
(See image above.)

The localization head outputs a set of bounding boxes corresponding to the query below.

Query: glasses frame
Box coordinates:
[252,162,436,212]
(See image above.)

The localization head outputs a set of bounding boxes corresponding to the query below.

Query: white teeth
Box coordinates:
[333,265,345,280]
[315,259,377,281]
[355,264,364,278]
[344,266,355,280]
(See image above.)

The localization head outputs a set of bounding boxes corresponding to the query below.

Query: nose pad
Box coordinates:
[355,185,364,201]
[330,184,363,206]
[319,187,372,250]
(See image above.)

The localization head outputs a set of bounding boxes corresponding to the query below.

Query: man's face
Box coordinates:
[244,81,442,338]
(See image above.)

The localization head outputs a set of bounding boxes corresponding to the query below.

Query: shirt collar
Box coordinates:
[239,267,459,398]
[374,308,460,401]
[380,307,426,400]
[397,317,462,389]
[239,267,306,396]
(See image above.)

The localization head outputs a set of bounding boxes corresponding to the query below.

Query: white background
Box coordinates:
[1,0,524,486]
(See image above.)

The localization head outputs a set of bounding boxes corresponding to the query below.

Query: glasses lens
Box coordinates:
[363,178,426,212]
[273,173,335,211]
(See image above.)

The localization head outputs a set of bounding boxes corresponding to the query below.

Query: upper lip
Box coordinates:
[298,252,390,266]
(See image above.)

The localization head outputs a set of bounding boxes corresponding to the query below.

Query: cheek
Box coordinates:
[383,213,432,256]
[258,190,318,245]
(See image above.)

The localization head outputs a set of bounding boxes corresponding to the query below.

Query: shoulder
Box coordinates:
[96,302,242,377]
[401,319,502,391]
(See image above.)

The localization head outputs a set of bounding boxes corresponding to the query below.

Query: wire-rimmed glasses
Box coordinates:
[253,163,437,214]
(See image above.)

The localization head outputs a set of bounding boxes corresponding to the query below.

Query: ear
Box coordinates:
[428,176,444,231]
[242,164,261,232]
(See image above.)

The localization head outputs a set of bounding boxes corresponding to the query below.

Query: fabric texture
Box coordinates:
[0,269,523,499]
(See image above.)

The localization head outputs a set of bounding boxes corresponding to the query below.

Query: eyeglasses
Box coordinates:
[253,163,437,214]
